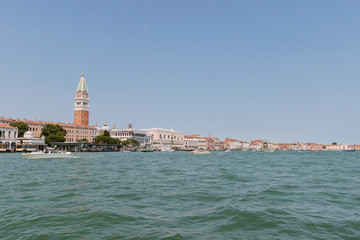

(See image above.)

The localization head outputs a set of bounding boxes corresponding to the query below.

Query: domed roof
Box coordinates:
[111,124,117,132]
[101,122,110,131]
[24,131,34,139]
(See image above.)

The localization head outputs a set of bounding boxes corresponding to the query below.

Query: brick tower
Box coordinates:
[74,72,89,126]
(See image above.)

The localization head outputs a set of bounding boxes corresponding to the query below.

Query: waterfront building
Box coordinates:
[111,124,152,147]
[274,143,293,150]
[300,143,324,151]
[142,128,184,150]
[0,118,97,143]
[17,130,45,151]
[0,123,18,151]
[184,134,207,150]
[225,138,243,150]
[225,138,251,150]
[184,138,199,150]
[347,145,360,150]
[242,142,250,150]
[229,141,242,150]
[205,133,221,150]
[219,141,225,150]
[325,144,347,151]
[249,140,263,151]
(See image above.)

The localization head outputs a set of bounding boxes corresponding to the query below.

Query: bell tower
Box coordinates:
[74,72,89,126]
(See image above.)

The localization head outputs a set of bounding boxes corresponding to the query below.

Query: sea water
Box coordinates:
[1,151,359,239]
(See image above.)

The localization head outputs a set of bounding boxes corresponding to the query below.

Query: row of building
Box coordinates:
[223,138,360,151]
[1,118,358,152]
[1,72,356,152]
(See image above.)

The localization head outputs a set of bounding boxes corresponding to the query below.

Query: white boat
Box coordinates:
[261,149,275,152]
[225,149,231,152]
[160,145,175,152]
[22,150,73,159]
[190,149,210,155]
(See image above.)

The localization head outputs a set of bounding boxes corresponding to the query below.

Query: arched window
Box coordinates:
[160,134,162,139]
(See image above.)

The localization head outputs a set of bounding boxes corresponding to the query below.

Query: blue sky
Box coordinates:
[1,0,360,144]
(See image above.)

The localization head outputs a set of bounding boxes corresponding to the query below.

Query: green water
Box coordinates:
[1,151,359,239]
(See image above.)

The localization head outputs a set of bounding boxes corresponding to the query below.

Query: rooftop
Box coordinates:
[0,123,16,129]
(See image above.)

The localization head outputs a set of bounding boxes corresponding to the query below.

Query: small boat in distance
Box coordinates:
[140,149,154,152]
[22,150,73,159]
[190,149,210,155]
[261,149,275,152]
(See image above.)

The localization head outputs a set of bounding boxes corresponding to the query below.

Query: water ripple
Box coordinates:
[1,151,360,239]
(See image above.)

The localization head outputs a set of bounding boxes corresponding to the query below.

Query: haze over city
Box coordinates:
[1,0,360,144]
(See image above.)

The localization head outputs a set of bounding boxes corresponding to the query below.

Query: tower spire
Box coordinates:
[74,72,90,126]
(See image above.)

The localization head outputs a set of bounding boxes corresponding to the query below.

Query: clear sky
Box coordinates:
[1,0,360,144]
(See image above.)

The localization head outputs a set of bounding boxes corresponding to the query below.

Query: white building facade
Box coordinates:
[0,123,18,152]
[111,124,152,147]
[184,134,207,150]
[17,131,46,152]
[142,128,184,150]
[184,138,199,150]
[228,140,242,150]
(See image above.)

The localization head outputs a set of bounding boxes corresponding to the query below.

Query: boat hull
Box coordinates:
[190,151,210,154]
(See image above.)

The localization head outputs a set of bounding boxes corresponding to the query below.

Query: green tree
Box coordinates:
[77,138,89,143]
[93,134,121,144]
[332,142,337,145]
[41,124,67,145]
[122,139,140,147]
[9,121,29,137]
[104,130,110,137]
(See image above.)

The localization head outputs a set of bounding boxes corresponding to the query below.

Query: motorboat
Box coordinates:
[22,150,73,159]
[140,149,154,152]
[261,149,275,152]
[190,149,210,155]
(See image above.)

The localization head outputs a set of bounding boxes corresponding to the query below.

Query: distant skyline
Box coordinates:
[1,0,360,144]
